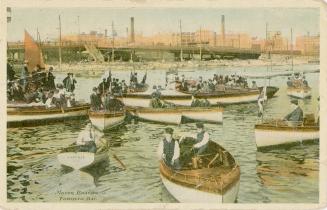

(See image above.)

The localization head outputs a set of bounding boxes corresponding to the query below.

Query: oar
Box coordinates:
[99,139,127,170]
[112,153,126,170]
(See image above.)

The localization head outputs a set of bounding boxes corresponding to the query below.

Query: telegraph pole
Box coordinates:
[58,15,62,71]
[179,19,183,62]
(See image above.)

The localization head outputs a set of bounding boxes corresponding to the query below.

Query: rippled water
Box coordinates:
[7,64,319,203]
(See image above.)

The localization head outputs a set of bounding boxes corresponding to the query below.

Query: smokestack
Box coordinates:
[221,15,225,46]
[130,17,135,43]
[105,29,108,37]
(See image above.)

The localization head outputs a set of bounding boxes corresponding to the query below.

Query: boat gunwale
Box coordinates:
[7,104,90,115]
[134,107,223,113]
[89,110,125,118]
[255,123,319,131]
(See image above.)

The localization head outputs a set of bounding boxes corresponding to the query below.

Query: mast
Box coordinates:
[77,16,81,62]
[179,19,183,62]
[199,26,202,61]
[112,21,115,62]
[291,28,293,72]
[58,15,62,71]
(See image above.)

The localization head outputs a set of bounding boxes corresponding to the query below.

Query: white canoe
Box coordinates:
[287,87,312,99]
[7,104,90,127]
[57,151,108,170]
[134,108,182,124]
[89,110,125,131]
[132,107,223,124]
[178,89,260,105]
[255,121,319,149]
[160,140,240,203]
[181,107,223,124]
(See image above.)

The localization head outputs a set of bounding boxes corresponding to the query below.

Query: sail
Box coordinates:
[24,30,45,72]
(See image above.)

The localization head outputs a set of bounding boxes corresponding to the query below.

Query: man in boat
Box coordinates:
[283,99,303,124]
[180,123,209,155]
[63,73,77,92]
[45,91,56,109]
[76,124,97,153]
[44,67,56,90]
[157,127,180,169]
[90,87,101,111]
[98,78,108,95]
[302,76,308,87]
[7,60,16,81]
[287,77,293,87]
[150,86,163,108]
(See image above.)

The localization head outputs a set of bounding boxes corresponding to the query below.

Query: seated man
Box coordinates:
[157,127,180,169]
[284,99,303,125]
[181,123,209,155]
[76,124,97,153]
[90,87,101,111]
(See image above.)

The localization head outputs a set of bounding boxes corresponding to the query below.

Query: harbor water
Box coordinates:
[7,64,319,203]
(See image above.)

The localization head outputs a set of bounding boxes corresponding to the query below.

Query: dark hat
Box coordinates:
[153,85,157,89]
[291,99,298,105]
[196,122,204,129]
[93,87,97,91]
[165,127,174,134]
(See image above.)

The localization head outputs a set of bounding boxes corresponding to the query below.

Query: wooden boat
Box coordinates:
[89,110,125,131]
[117,90,192,108]
[255,118,319,149]
[258,86,279,99]
[287,86,312,99]
[178,88,260,105]
[58,146,108,170]
[7,103,90,127]
[160,140,240,203]
[129,107,223,124]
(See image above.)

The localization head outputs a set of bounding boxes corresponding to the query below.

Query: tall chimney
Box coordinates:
[130,17,135,43]
[221,15,225,46]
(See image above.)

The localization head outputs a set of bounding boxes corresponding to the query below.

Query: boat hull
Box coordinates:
[161,174,240,203]
[181,107,223,124]
[133,107,223,124]
[57,152,108,170]
[135,109,182,124]
[255,124,319,148]
[7,104,90,127]
[89,111,125,131]
[287,88,312,99]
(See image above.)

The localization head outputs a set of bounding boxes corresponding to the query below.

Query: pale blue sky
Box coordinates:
[7,7,319,42]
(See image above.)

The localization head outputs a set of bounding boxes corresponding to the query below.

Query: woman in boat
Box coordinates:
[283,99,304,125]
[180,123,210,156]
[157,127,180,169]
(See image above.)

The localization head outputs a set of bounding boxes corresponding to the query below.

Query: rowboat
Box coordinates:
[130,107,223,124]
[58,146,108,170]
[255,119,319,149]
[89,110,125,131]
[160,140,240,203]
[176,81,278,100]
[178,89,260,105]
[287,87,312,99]
[117,90,192,108]
[7,103,90,127]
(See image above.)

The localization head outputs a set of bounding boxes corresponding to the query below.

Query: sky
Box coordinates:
[7,7,320,42]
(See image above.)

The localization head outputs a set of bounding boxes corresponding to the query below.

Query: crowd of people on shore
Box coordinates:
[176,74,252,93]
[7,61,78,109]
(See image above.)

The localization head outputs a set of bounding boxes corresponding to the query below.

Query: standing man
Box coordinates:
[157,127,180,169]
[90,87,101,111]
[181,123,209,155]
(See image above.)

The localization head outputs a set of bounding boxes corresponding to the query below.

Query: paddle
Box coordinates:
[99,139,127,170]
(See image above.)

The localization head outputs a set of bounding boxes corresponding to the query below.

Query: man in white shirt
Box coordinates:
[181,123,209,155]
[76,124,97,153]
[157,127,180,169]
